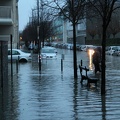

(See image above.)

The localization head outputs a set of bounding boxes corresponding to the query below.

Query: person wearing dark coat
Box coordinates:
[92,48,101,74]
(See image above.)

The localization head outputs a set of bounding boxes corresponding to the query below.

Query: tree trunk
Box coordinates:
[73,22,77,79]
[101,20,106,95]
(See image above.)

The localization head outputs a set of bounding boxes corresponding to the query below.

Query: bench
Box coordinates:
[79,65,99,86]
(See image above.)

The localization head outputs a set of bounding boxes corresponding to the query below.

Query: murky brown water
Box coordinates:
[1,49,120,120]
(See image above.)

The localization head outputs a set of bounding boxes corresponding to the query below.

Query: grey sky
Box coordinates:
[18,0,36,31]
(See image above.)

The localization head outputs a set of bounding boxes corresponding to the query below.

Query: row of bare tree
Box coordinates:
[21,1,55,47]
[87,13,120,40]
[21,0,120,95]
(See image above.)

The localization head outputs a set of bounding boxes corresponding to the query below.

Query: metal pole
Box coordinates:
[16,60,18,73]
[0,42,3,88]
[37,0,41,72]
[37,27,41,72]
[61,59,63,72]
[81,59,82,66]
[10,34,13,78]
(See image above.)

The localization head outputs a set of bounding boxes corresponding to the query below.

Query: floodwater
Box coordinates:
[1,49,120,120]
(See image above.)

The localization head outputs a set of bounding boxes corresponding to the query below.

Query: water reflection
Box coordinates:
[101,95,106,120]
[1,49,120,120]
[0,92,3,119]
[73,80,79,120]
[87,49,94,70]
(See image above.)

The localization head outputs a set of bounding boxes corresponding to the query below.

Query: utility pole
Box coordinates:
[37,0,41,72]
[41,0,44,47]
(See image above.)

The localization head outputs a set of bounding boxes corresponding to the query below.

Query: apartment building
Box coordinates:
[0,0,19,48]
[53,16,86,44]
[0,0,19,87]
[66,19,86,44]
[52,16,63,43]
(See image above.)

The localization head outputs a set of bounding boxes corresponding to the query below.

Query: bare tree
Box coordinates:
[108,14,120,38]
[87,29,97,39]
[21,1,54,48]
[87,21,98,39]
[44,0,86,79]
[22,23,37,43]
[88,0,120,94]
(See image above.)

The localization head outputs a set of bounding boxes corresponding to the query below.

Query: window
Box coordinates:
[12,50,20,55]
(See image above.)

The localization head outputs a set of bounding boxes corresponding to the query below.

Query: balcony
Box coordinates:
[0,35,10,41]
[0,6,13,25]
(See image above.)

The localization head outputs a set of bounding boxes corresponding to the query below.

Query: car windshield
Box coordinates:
[41,48,55,53]
[116,47,120,51]
[112,47,118,50]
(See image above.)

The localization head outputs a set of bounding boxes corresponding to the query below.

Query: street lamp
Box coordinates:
[37,0,41,72]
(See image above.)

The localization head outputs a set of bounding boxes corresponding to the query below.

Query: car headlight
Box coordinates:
[88,49,94,56]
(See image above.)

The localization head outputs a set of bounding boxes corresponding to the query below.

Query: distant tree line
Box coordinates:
[21,1,55,47]
[87,13,120,40]
[19,0,120,94]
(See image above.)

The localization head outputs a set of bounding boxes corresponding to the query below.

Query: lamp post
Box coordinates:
[37,0,41,72]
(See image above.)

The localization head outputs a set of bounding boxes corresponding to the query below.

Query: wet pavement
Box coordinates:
[1,49,120,120]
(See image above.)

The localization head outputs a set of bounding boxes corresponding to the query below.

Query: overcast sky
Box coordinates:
[18,0,36,31]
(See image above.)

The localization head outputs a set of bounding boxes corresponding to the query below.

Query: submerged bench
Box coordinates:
[79,65,99,86]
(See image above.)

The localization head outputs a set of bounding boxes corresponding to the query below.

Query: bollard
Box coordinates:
[61,59,63,71]
[46,57,47,63]
[61,54,64,60]
[18,56,20,61]
[81,59,83,66]
[16,60,18,73]
[61,54,65,72]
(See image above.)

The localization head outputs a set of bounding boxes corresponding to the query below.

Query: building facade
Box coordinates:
[66,19,86,44]
[0,0,19,48]
[52,16,63,43]
[0,0,19,88]
[53,16,86,45]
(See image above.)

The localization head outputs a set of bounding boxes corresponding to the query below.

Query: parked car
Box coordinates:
[28,42,34,50]
[8,49,32,62]
[106,46,118,55]
[81,45,94,52]
[112,47,120,56]
[66,43,73,50]
[38,47,57,61]
[76,44,81,51]
[33,44,39,53]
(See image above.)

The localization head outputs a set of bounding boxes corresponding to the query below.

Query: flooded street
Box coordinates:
[1,49,120,120]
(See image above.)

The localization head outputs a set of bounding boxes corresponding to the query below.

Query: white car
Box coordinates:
[81,45,94,52]
[106,46,118,55]
[8,49,32,62]
[38,47,57,61]
[112,47,120,56]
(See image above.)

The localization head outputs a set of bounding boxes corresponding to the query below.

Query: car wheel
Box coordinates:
[19,59,27,62]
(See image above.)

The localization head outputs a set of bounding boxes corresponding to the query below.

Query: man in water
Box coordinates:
[92,47,101,74]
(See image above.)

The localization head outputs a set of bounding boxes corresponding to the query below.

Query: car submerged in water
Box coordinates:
[8,49,32,62]
[106,46,118,55]
[38,47,57,62]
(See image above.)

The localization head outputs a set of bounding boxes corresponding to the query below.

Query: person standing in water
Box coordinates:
[92,47,101,74]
